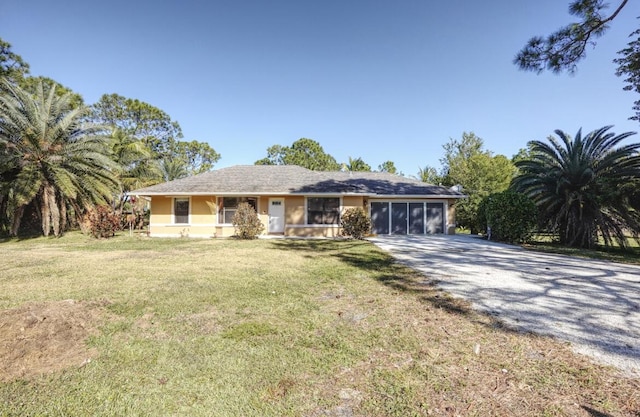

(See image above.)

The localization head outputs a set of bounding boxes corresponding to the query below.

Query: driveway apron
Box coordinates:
[369,234,640,377]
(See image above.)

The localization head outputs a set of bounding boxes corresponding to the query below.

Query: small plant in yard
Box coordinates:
[86,205,121,238]
[232,202,264,239]
[341,207,371,239]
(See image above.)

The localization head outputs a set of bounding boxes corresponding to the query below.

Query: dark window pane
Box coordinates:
[391,203,407,234]
[175,199,189,224]
[223,197,238,208]
[307,197,340,224]
[371,202,389,234]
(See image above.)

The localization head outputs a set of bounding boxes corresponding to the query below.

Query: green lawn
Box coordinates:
[0,233,638,416]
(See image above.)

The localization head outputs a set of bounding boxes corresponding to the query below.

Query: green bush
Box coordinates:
[87,205,121,239]
[478,191,537,243]
[341,207,371,239]
[232,202,264,239]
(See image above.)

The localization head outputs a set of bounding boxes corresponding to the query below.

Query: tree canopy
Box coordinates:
[89,94,184,157]
[345,157,372,172]
[515,1,638,122]
[377,160,398,174]
[614,26,640,122]
[89,94,220,176]
[515,0,630,73]
[0,37,29,81]
[255,138,341,171]
[437,132,517,233]
[19,76,84,109]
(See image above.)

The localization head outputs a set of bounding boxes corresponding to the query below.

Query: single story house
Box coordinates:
[130,165,466,238]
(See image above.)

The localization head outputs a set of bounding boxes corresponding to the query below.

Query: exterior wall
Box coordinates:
[148,195,217,238]
[285,196,305,225]
[285,225,342,237]
[146,194,457,237]
[258,196,270,230]
[446,199,457,235]
[283,195,365,237]
[342,196,364,211]
[191,196,216,224]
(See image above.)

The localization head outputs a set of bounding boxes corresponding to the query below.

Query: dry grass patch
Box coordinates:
[0,299,110,381]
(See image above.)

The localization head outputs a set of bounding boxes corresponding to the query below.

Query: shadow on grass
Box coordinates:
[581,405,613,417]
[269,239,473,317]
[523,241,640,265]
[270,238,632,416]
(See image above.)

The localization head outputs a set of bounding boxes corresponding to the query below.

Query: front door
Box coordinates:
[268,198,285,233]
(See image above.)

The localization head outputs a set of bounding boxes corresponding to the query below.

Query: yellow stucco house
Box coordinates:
[130,165,465,238]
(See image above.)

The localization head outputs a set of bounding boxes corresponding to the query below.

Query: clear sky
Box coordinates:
[2,0,638,177]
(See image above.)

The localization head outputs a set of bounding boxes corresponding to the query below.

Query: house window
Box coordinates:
[218,197,258,224]
[174,198,189,224]
[307,197,340,224]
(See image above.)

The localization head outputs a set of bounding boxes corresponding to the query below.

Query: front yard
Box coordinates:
[0,234,638,416]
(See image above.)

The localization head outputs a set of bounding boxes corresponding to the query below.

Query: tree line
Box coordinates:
[0,38,220,236]
[2,0,640,248]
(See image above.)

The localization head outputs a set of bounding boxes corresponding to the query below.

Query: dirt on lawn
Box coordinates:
[0,299,111,382]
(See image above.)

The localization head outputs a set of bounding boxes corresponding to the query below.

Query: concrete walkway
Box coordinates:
[369,234,640,377]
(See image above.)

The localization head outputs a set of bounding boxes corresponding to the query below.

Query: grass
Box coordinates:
[523,234,640,265]
[0,232,639,416]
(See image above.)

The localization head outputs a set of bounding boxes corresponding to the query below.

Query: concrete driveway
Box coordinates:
[369,234,640,377]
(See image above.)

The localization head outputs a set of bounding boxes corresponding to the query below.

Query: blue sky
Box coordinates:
[2,0,638,177]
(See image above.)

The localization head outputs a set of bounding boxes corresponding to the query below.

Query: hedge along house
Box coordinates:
[130,165,466,238]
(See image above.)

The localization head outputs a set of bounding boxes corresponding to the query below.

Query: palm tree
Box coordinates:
[345,156,371,172]
[0,80,120,236]
[109,128,160,211]
[512,126,640,248]
[159,157,188,182]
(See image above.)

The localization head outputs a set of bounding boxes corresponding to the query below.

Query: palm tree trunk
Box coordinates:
[46,185,61,236]
[59,197,67,235]
[10,205,24,236]
[41,185,51,236]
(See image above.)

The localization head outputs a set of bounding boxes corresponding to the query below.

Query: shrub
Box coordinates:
[87,205,121,238]
[478,191,537,243]
[341,207,371,239]
[232,202,264,239]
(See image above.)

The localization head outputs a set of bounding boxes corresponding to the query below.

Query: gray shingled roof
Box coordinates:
[130,165,465,197]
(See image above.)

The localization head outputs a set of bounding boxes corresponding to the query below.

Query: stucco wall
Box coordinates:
[343,196,364,211]
[285,196,305,225]
[150,197,172,224]
[146,194,457,237]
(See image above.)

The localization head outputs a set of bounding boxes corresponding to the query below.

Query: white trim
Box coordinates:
[149,233,214,238]
[369,198,448,202]
[132,192,465,199]
[153,223,218,227]
[288,224,341,228]
[372,194,465,199]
